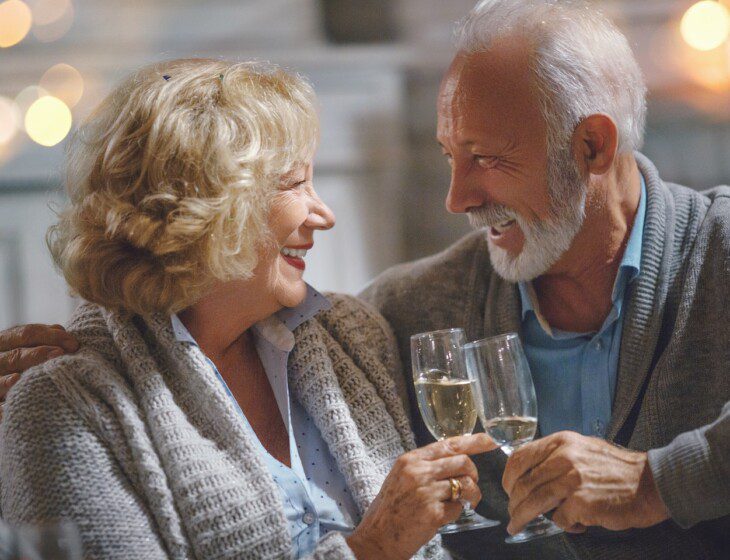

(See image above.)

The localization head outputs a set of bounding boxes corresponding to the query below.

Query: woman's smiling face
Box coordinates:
[257,161,335,310]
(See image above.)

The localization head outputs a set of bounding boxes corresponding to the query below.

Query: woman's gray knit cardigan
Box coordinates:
[0,294,443,560]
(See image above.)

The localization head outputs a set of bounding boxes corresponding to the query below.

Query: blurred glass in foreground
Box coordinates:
[0,520,82,560]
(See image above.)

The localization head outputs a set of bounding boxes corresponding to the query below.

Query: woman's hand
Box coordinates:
[0,324,79,418]
[346,433,496,560]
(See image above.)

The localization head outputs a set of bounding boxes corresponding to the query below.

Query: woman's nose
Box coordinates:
[306,196,335,230]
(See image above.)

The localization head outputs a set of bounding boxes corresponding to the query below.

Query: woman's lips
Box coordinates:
[488,220,524,253]
[280,243,311,271]
[282,255,305,271]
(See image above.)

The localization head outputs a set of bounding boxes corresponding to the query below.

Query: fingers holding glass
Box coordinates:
[463,333,563,544]
[410,329,500,533]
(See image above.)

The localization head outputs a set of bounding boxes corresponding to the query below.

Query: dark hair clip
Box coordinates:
[163,75,171,81]
[218,74,224,81]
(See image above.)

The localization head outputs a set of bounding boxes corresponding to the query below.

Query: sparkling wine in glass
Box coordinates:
[463,333,563,544]
[411,328,500,534]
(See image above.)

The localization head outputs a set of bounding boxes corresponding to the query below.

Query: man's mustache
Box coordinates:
[467,203,516,228]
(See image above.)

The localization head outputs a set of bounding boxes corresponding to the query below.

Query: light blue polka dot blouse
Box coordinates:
[171,285,359,558]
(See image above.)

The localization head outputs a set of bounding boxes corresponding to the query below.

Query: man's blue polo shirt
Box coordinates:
[517,175,646,438]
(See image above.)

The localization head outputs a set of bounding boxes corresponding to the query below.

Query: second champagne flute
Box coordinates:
[463,333,563,544]
[411,328,500,534]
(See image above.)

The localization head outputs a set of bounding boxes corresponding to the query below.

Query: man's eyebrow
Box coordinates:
[436,139,476,149]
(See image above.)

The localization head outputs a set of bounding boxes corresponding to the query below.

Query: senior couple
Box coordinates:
[1,1,728,559]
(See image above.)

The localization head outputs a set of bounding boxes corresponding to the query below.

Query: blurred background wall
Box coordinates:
[1,0,730,328]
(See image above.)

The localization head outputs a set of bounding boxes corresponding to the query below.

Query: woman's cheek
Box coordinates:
[269,194,308,239]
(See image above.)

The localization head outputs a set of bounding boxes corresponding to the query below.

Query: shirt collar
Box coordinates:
[612,171,646,298]
[518,172,647,328]
[170,283,330,352]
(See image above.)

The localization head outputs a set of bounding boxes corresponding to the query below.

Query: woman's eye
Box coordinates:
[287,180,307,190]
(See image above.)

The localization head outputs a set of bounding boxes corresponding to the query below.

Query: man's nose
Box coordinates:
[445,167,488,214]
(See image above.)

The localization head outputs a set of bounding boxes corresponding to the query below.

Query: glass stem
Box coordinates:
[460,500,476,518]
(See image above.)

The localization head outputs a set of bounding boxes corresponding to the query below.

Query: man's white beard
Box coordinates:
[468,145,587,283]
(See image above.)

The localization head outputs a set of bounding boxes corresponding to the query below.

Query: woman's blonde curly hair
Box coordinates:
[48,58,319,315]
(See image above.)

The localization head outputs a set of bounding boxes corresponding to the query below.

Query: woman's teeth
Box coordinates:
[281,247,308,258]
[492,219,516,234]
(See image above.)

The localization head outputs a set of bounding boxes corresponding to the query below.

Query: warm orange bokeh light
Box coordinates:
[0,0,33,48]
[681,1,730,51]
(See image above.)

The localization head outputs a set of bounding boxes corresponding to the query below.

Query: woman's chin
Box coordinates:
[276,282,308,309]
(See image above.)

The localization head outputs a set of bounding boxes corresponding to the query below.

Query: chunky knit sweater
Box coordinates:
[0,294,443,560]
[362,153,730,560]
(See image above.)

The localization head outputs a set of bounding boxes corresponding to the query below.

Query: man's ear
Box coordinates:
[571,114,619,176]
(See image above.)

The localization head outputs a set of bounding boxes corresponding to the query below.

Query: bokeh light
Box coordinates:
[29,0,70,26]
[70,69,107,121]
[39,63,84,107]
[0,96,22,145]
[681,1,730,52]
[32,0,73,42]
[14,85,49,114]
[24,96,72,146]
[0,0,33,48]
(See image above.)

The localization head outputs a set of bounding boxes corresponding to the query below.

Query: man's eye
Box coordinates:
[476,156,499,169]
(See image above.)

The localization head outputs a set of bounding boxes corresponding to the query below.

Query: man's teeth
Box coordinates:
[492,219,516,233]
[281,247,308,258]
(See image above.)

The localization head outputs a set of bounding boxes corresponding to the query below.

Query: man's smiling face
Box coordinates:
[437,42,586,282]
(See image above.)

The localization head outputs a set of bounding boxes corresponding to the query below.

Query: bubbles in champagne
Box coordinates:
[415,370,477,440]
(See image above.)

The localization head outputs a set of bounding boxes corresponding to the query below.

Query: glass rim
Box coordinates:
[410,327,465,341]
[462,332,519,350]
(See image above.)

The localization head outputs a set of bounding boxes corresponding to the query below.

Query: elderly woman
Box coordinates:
[0,59,494,559]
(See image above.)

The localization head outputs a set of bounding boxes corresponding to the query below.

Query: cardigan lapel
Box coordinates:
[479,153,675,445]
[607,153,675,442]
[483,272,522,339]
[105,310,293,560]
[288,318,398,518]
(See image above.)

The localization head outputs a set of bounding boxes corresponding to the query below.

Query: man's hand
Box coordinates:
[502,431,670,534]
[0,324,79,410]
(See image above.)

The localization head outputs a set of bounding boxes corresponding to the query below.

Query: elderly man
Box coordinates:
[1,1,728,559]
[360,1,729,559]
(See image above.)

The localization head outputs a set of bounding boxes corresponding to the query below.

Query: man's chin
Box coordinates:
[487,241,551,283]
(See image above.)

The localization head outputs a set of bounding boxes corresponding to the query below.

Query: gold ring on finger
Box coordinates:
[449,477,462,502]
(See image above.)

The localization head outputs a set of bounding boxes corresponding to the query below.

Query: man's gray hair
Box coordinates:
[455,0,647,153]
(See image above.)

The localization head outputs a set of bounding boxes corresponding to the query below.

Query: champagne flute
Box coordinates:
[411,328,500,534]
[463,333,563,544]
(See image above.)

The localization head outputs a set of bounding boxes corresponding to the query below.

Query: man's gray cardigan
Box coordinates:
[361,153,730,560]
